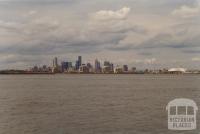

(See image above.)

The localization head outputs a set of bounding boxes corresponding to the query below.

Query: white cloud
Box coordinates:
[172,5,200,18]
[0,20,20,29]
[133,58,157,64]
[145,58,157,64]
[93,7,130,20]
[192,57,200,61]
[29,10,37,15]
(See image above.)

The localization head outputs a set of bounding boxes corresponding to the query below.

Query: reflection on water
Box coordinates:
[0,74,199,134]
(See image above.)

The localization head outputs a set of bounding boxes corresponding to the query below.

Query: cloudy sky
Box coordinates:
[0,0,200,69]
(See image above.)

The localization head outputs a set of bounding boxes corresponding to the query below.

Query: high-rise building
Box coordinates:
[110,63,114,72]
[52,57,64,73]
[53,57,58,68]
[68,62,72,68]
[102,61,113,73]
[61,62,69,72]
[78,56,82,66]
[75,60,79,70]
[95,59,101,73]
[75,56,82,70]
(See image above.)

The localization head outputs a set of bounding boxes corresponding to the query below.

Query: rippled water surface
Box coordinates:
[0,74,200,134]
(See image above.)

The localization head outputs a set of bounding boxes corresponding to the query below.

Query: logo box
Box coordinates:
[166,98,198,130]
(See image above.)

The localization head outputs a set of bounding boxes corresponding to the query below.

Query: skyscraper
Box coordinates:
[68,62,72,68]
[110,63,114,72]
[61,62,69,72]
[103,61,113,73]
[75,61,79,70]
[78,56,82,66]
[75,56,82,70]
[95,59,101,73]
[53,57,58,68]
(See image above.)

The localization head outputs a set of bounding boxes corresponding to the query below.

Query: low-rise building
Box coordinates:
[168,68,186,74]
[79,65,89,73]
[114,66,123,74]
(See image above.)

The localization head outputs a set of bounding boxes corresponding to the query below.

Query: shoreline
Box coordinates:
[0,73,199,75]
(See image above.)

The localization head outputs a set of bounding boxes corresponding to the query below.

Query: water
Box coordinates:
[0,74,199,134]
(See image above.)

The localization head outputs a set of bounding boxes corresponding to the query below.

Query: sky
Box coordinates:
[0,0,200,69]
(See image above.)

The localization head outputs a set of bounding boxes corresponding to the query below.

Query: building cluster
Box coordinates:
[50,56,137,74]
[30,65,52,73]
[25,56,200,74]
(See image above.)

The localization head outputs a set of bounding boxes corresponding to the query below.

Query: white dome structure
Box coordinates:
[168,68,186,73]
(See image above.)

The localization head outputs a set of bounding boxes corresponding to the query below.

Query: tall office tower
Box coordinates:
[75,56,82,70]
[68,62,72,68]
[53,57,58,68]
[75,60,79,70]
[61,62,69,72]
[78,56,82,66]
[110,63,114,72]
[95,59,101,73]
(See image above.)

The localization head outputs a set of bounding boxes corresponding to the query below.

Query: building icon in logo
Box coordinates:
[166,98,198,130]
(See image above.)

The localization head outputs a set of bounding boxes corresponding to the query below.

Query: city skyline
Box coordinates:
[0,0,200,69]
[25,56,191,72]
[0,55,199,70]
[2,55,198,74]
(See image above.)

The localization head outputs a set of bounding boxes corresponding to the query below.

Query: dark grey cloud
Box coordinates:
[136,33,200,50]
[183,49,200,54]
[106,45,132,51]
[138,52,153,56]
[0,0,78,4]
